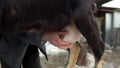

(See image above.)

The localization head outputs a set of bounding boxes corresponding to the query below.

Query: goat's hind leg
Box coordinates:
[66,42,80,68]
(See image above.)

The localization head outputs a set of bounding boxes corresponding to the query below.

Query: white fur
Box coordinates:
[63,23,81,44]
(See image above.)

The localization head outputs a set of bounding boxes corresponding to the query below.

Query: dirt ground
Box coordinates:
[0,45,120,68]
[102,49,120,68]
[40,44,120,68]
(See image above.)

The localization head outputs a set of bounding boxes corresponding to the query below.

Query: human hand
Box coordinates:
[43,31,72,49]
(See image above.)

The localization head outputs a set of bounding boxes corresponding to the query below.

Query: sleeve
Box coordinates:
[0,33,29,68]
[0,32,48,68]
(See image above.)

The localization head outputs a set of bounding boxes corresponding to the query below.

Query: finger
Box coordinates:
[57,45,72,49]
[49,38,72,49]
[55,36,71,46]
[53,40,72,49]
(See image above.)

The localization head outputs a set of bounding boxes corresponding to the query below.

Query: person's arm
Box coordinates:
[43,31,72,49]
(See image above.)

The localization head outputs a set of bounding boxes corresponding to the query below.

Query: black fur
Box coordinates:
[71,0,105,66]
[0,0,71,32]
[0,0,104,67]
